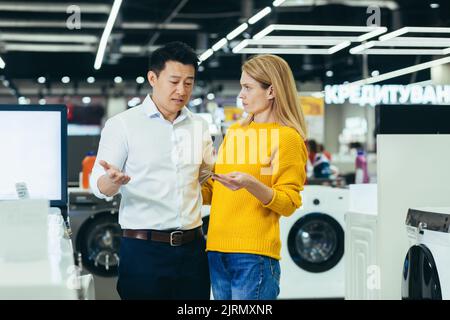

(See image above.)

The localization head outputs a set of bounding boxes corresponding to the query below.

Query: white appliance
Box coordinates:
[345,184,379,300]
[402,207,450,300]
[0,201,90,299]
[279,185,349,299]
[68,189,122,300]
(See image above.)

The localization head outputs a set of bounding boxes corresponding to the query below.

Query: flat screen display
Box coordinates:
[0,105,67,207]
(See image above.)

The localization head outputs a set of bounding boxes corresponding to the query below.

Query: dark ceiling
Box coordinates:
[0,0,449,90]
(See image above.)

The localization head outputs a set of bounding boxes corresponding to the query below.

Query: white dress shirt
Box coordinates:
[90,95,214,230]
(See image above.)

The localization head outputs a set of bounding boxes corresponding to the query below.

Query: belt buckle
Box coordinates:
[170,230,183,246]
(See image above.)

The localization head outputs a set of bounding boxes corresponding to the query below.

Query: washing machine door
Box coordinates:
[402,244,442,300]
[287,212,344,273]
[76,211,122,277]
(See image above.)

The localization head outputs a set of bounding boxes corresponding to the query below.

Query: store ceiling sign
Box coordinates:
[325,84,450,106]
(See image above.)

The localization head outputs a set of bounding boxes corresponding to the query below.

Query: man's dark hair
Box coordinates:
[149,41,199,76]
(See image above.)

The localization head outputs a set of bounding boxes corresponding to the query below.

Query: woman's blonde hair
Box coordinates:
[241,54,307,140]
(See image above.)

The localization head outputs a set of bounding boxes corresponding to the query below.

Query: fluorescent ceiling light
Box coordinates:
[232,40,249,53]
[272,0,286,6]
[212,38,227,51]
[378,27,409,41]
[253,25,275,40]
[0,2,111,13]
[357,48,447,55]
[269,24,380,32]
[328,41,351,54]
[263,35,355,41]
[0,56,5,69]
[199,49,214,62]
[249,36,354,45]
[248,7,271,25]
[443,47,450,55]
[349,41,376,54]
[407,27,450,33]
[122,22,199,30]
[226,23,248,41]
[279,0,398,10]
[94,0,123,70]
[357,27,387,41]
[0,20,198,29]
[3,43,159,54]
[349,56,450,86]
[0,20,106,28]
[237,48,331,54]
[252,24,383,42]
[5,43,95,52]
[119,45,159,54]
[0,33,98,43]
[374,37,450,47]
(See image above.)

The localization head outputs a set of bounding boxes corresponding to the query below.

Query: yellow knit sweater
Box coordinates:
[202,121,308,260]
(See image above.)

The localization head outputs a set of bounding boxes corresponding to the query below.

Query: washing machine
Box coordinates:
[279,185,349,299]
[402,207,450,300]
[68,189,122,300]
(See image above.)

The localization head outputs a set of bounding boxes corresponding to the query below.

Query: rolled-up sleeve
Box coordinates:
[263,129,307,217]
[90,117,128,199]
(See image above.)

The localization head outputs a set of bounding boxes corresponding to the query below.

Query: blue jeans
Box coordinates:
[208,251,280,300]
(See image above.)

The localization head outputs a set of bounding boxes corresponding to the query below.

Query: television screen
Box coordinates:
[0,105,67,207]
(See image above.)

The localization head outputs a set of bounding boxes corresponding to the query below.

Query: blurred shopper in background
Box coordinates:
[202,54,308,300]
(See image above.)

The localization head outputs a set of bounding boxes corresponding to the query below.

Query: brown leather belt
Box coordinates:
[122,227,203,246]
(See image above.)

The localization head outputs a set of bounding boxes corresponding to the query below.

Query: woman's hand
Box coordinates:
[213,171,274,205]
[213,172,255,191]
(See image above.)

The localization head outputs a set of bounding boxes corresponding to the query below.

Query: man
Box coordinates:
[90,42,214,299]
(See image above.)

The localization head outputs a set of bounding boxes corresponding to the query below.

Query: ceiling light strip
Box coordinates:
[0,3,111,14]
[272,0,286,7]
[0,33,98,43]
[94,0,123,70]
[349,41,376,54]
[271,24,380,32]
[199,49,214,62]
[5,43,95,52]
[349,56,450,86]
[249,38,350,45]
[378,27,409,41]
[238,48,331,54]
[232,40,249,53]
[407,27,450,33]
[226,23,248,40]
[328,41,351,54]
[248,6,271,25]
[355,48,446,55]
[253,25,275,40]
[212,38,228,51]
[0,56,5,69]
[357,27,387,42]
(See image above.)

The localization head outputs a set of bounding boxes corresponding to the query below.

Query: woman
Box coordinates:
[202,54,308,300]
